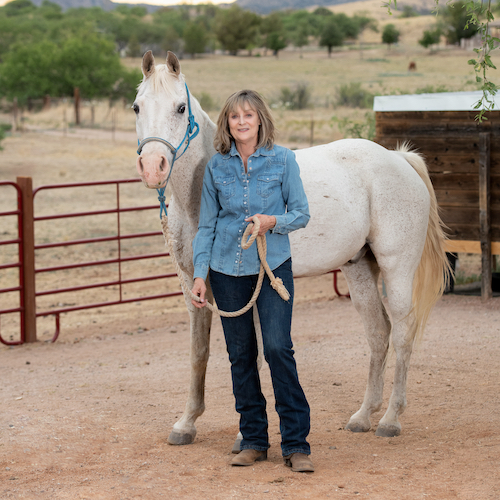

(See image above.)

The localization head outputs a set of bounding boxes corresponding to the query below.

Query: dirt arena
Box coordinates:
[2,275,499,499]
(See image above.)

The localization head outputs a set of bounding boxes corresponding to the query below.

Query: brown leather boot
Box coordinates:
[284,453,315,472]
[231,449,267,466]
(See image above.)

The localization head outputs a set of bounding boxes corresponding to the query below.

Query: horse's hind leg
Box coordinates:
[341,252,391,433]
[374,266,416,437]
[168,281,213,445]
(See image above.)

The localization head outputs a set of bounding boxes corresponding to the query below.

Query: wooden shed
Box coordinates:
[374,91,500,299]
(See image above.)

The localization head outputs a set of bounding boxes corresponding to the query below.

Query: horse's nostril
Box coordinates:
[138,158,144,173]
[159,156,167,172]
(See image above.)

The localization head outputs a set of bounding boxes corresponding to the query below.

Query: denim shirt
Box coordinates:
[192,143,310,280]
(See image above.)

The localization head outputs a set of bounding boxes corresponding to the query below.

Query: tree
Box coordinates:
[0,33,129,103]
[261,12,287,57]
[0,40,60,103]
[419,27,441,49]
[382,23,400,48]
[319,16,344,57]
[214,5,260,56]
[2,0,36,17]
[291,18,311,54]
[442,0,479,44]
[183,21,208,58]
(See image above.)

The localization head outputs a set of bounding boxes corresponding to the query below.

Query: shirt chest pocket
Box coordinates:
[214,175,236,202]
[257,174,281,198]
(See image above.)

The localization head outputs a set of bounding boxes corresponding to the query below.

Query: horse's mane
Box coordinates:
[140,64,183,95]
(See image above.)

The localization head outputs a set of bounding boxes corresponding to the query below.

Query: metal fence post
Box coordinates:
[16,176,37,342]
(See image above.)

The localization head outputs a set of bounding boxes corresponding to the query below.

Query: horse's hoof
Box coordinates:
[232,437,242,454]
[375,424,401,437]
[167,429,196,445]
[345,421,370,433]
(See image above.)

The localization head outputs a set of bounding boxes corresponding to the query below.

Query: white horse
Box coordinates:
[134,51,450,445]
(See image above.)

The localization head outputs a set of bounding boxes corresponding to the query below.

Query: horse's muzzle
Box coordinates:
[136,153,170,189]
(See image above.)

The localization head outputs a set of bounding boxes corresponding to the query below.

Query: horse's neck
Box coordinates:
[170,108,216,228]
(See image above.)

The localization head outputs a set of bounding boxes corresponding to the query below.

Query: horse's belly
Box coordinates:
[289,194,369,277]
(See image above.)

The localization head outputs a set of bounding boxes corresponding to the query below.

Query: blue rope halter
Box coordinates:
[137,83,200,218]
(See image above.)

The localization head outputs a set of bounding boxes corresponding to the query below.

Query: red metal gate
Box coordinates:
[0,177,183,345]
[0,181,25,345]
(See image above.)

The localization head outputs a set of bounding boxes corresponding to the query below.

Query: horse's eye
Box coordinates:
[178,105,186,114]
[132,103,139,114]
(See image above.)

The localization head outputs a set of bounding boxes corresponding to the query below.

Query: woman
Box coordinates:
[191,90,313,473]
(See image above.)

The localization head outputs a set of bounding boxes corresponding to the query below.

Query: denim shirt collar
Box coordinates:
[222,142,276,160]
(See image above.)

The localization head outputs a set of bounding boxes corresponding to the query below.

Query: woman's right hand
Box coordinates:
[191,277,207,308]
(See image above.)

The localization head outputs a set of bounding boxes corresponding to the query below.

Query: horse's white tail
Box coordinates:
[396,143,453,346]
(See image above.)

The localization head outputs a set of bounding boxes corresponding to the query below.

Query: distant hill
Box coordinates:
[25,0,366,14]
[235,0,363,15]
[28,0,164,12]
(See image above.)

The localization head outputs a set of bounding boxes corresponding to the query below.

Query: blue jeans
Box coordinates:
[209,258,311,457]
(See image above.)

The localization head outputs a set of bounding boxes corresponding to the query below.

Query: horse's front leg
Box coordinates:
[168,287,213,445]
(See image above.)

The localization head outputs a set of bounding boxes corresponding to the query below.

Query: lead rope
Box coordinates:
[160,215,290,317]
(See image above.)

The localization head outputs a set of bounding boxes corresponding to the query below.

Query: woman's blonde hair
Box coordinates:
[214,90,276,155]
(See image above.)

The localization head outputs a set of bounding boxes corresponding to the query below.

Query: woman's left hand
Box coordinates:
[245,214,276,236]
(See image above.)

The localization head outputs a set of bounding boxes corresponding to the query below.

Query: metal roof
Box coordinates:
[373,91,499,112]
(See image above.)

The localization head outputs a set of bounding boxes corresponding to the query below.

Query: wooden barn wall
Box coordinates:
[375,111,500,242]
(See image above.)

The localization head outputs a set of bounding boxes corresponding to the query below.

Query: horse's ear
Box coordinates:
[142,50,155,78]
[166,51,181,77]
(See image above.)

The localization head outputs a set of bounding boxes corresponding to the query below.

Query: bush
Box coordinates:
[197,92,218,112]
[276,82,312,110]
[332,111,375,141]
[415,85,449,94]
[0,123,12,151]
[336,82,374,108]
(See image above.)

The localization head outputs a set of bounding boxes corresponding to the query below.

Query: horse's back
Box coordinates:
[290,139,430,277]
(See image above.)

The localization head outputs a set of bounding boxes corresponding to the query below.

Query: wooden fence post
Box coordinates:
[16,176,37,343]
[12,97,18,133]
[479,132,492,300]
[74,87,80,126]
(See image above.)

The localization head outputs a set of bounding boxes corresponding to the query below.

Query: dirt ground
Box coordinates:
[2,277,500,499]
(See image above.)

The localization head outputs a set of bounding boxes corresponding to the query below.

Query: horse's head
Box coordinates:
[134,51,191,189]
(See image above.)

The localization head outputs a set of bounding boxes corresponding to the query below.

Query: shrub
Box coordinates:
[332,111,375,141]
[197,92,218,112]
[0,123,12,151]
[276,82,312,110]
[415,85,449,94]
[336,82,374,108]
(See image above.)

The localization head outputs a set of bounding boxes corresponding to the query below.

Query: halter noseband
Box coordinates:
[137,82,200,218]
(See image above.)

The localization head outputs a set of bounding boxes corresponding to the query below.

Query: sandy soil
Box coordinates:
[2,283,500,499]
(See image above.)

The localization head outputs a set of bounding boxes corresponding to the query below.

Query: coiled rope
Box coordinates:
[160,215,290,317]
